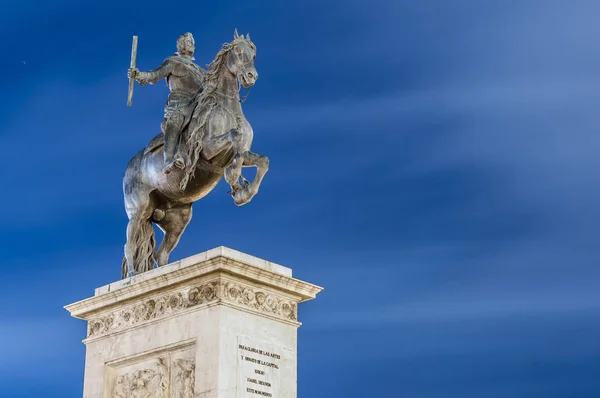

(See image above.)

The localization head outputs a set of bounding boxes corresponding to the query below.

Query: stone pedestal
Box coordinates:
[65,246,323,398]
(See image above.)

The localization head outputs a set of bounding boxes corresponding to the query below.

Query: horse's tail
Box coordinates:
[121,218,156,279]
[121,256,127,279]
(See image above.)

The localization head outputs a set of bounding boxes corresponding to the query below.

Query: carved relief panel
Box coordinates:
[105,345,195,398]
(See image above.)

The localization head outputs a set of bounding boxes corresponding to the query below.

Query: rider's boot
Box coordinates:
[162,120,185,174]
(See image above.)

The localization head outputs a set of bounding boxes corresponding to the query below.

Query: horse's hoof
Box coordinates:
[227,185,240,197]
[233,187,254,206]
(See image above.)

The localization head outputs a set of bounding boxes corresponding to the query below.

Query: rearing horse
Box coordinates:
[121,31,269,278]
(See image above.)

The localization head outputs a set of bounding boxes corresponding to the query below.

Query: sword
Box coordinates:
[127,35,138,106]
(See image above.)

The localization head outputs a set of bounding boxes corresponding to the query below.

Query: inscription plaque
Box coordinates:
[237,336,283,398]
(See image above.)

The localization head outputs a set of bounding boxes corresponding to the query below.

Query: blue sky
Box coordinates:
[1,0,599,397]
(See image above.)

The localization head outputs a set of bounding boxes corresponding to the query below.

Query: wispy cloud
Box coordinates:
[2,1,600,397]
[309,293,600,330]
[0,317,85,380]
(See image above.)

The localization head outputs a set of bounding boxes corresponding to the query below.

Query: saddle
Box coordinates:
[142,131,227,174]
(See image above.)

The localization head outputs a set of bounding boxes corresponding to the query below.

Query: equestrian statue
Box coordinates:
[121,30,268,279]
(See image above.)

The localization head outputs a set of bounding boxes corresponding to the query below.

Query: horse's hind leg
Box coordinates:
[122,188,157,278]
[154,203,193,267]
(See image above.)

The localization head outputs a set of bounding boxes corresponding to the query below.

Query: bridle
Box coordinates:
[232,41,255,104]
[238,80,251,103]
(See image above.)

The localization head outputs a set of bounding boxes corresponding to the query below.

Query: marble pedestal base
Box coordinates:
[65,247,322,398]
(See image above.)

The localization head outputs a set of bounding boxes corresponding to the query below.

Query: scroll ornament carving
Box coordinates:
[88,280,297,337]
[88,281,218,337]
[222,282,297,321]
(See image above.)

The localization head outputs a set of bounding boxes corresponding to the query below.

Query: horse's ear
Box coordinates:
[234,29,239,39]
[246,33,251,41]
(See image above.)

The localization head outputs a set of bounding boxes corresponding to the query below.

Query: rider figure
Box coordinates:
[128,32,205,174]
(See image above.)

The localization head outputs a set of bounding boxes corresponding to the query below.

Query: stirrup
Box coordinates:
[174,154,185,169]
[163,161,176,174]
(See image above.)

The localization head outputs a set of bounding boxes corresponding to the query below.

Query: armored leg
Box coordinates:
[161,114,185,174]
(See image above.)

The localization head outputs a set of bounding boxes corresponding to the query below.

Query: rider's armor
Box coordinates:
[135,33,205,174]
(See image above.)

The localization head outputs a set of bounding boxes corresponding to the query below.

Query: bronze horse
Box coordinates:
[121,31,269,278]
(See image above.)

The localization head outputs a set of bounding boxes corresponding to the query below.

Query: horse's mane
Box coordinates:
[202,35,253,99]
[179,35,254,191]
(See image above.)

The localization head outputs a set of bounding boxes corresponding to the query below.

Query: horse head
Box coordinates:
[227,29,258,88]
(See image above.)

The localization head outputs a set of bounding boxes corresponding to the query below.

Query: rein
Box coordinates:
[238,80,251,103]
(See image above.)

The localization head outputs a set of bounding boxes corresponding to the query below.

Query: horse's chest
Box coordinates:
[205,106,253,149]
[239,119,254,149]
[222,112,253,148]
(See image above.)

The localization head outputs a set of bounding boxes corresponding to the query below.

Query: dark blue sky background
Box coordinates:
[1,0,599,397]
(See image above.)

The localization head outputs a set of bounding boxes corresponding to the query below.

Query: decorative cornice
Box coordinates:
[222,281,297,321]
[87,279,298,338]
[66,252,322,321]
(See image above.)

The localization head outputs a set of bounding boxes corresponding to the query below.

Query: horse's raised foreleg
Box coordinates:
[201,129,242,160]
[202,129,245,192]
[154,204,193,267]
[229,151,269,206]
